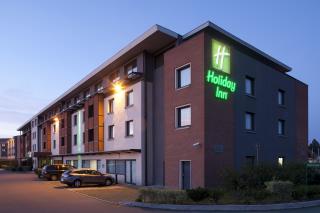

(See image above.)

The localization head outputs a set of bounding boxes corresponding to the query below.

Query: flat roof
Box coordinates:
[17,21,292,130]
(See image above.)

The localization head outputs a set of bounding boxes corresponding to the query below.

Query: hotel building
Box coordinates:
[17,21,308,189]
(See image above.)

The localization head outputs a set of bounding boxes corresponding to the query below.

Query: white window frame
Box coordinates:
[175,63,191,90]
[175,104,192,129]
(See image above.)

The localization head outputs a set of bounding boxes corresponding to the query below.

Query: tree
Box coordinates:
[309,139,320,159]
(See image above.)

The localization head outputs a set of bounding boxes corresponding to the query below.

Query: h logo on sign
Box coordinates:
[212,40,230,74]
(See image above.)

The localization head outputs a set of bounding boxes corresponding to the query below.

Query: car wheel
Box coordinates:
[51,175,58,181]
[105,179,112,186]
[74,180,81,188]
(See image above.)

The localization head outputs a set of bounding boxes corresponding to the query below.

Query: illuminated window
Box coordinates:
[278,119,285,135]
[88,105,94,118]
[74,115,77,126]
[73,134,77,146]
[176,64,191,89]
[245,76,255,96]
[176,105,191,128]
[278,90,285,105]
[126,120,134,136]
[61,137,65,146]
[108,98,114,113]
[108,125,114,139]
[126,90,133,107]
[88,129,94,142]
[278,157,284,166]
[245,112,255,131]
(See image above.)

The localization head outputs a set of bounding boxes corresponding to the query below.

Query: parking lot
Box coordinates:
[0,169,160,213]
[2,169,320,213]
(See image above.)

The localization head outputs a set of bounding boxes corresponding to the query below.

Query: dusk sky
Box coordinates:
[0,0,319,142]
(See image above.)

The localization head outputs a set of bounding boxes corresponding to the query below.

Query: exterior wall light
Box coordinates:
[54,117,59,122]
[113,82,124,93]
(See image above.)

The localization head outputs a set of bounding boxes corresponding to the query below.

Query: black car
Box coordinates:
[60,169,114,187]
[42,164,75,181]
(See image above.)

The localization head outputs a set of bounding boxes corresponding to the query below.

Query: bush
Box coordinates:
[306,185,320,199]
[292,186,307,200]
[210,189,224,203]
[139,188,188,204]
[265,180,293,200]
[186,187,210,202]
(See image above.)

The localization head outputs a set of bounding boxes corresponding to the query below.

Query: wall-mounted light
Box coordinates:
[113,82,124,94]
[54,117,59,122]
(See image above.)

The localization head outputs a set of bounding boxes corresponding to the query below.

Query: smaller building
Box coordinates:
[0,138,9,159]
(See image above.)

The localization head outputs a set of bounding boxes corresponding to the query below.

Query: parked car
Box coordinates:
[60,169,114,187]
[42,164,75,181]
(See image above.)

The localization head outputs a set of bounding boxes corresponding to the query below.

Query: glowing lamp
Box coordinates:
[113,82,124,93]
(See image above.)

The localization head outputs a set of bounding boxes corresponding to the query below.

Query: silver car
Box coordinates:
[60,169,114,187]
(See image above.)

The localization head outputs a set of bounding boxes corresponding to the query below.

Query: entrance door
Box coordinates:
[181,161,191,190]
[125,160,136,184]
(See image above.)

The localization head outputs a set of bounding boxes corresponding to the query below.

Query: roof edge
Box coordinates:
[183,21,292,72]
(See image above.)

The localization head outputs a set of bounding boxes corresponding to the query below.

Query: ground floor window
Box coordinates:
[82,160,90,168]
[53,160,63,164]
[97,160,101,171]
[73,160,78,168]
[66,160,72,165]
[106,159,136,185]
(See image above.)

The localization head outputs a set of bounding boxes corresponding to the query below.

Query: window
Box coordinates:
[61,137,65,146]
[82,160,91,168]
[43,142,46,149]
[176,105,191,128]
[245,76,255,96]
[126,120,134,136]
[84,89,91,98]
[73,134,77,146]
[106,160,115,173]
[88,129,94,142]
[66,160,72,165]
[278,157,284,166]
[245,156,255,168]
[53,125,56,133]
[126,60,138,76]
[88,105,94,118]
[43,128,46,135]
[82,111,85,123]
[96,83,103,92]
[126,90,133,107]
[74,115,77,126]
[278,89,285,105]
[109,71,120,82]
[73,160,78,168]
[53,140,56,149]
[176,64,191,88]
[83,132,85,144]
[108,99,114,113]
[278,119,285,135]
[245,112,255,131]
[61,119,65,129]
[108,125,114,139]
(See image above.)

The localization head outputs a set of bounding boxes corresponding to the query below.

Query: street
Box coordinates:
[1,170,320,213]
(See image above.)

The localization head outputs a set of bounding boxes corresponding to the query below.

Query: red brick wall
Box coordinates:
[204,32,235,187]
[295,82,308,161]
[164,32,205,189]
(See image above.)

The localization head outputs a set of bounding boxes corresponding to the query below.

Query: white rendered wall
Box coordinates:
[71,109,85,154]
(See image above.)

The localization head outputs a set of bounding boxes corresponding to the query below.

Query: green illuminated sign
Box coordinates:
[212,40,230,74]
[206,70,236,100]
[207,40,236,100]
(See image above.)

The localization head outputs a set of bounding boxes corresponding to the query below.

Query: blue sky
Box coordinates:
[0,0,319,142]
